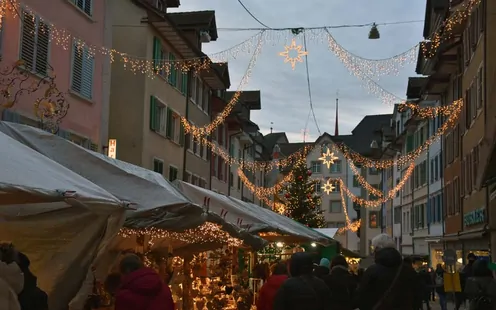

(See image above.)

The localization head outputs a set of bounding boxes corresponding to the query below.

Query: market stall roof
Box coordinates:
[313,228,338,239]
[230,197,333,245]
[0,128,123,209]
[0,122,204,230]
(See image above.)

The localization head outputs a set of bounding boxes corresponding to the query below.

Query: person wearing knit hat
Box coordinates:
[314,257,331,279]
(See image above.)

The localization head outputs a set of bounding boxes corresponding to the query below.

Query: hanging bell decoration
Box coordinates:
[368,23,380,39]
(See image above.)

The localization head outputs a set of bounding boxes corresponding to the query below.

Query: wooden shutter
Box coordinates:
[179,121,185,145]
[72,45,83,94]
[149,96,157,131]
[81,48,94,98]
[180,72,188,94]
[20,11,36,70]
[169,53,177,86]
[166,107,172,138]
[35,20,50,75]
[152,37,161,71]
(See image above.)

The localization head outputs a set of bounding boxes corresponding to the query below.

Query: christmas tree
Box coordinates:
[283,160,326,228]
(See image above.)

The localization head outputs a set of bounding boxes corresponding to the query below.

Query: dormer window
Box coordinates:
[155,0,165,11]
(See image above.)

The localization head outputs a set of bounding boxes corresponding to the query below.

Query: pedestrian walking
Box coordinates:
[114,254,174,310]
[353,234,421,310]
[273,252,331,310]
[434,264,447,310]
[324,255,356,310]
[256,262,288,310]
[313,258,330,279]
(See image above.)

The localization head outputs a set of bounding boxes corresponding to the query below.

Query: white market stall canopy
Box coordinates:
[0,121,204,230]
[313,228,339,239]
[0,129,126,310]
[174,180,332,244]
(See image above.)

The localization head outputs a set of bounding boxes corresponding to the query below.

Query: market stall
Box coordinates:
[0,130,126,310]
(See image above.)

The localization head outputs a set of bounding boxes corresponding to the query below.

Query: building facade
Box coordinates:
[1,0,111,149]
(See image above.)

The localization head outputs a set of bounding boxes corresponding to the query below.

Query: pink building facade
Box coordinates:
[0,0,111,150]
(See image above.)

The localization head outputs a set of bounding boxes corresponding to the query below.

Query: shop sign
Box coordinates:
[463,208,485,227]
[108,139,117,159]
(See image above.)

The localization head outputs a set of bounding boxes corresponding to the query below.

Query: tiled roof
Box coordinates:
[278,142,313,157]
[262,132,288,153]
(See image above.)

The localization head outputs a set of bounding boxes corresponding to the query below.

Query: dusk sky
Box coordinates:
[169,0,426,142]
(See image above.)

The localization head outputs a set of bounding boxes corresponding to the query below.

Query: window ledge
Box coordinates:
[69,89,94,104]
[66,0,95,23]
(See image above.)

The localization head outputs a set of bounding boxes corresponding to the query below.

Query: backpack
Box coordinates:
[435,274,444,286]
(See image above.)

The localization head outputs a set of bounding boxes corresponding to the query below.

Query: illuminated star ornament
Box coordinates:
[321,179,336,195]
[319,149,339,169]
[279,38,308,70]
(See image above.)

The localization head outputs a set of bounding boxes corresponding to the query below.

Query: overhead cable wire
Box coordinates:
[236,0,272,29]
[302,31,321,136]
[217,20,424,31]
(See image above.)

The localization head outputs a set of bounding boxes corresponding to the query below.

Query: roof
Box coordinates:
[348,114,392,156]
[167,10,218,41]
[226,91,261,110]
[278,142,312,156]
[263,132,288,153]
[406,77,428,99]
[210,62,231,89]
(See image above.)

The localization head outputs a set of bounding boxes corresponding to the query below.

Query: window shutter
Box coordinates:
[72,45,83,94]
[179,121,185,146]
[166,107,172,138]
[169,53,177,86]
[180,72,188,94]
[81,49,94,98]
[149,96,157,131]
[20,11,36,70]
[35,21,50,75]
[152,37,161,71]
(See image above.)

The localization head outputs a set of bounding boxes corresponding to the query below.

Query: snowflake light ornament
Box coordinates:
[319,149,339,169]
[279,38,308,70]
[321,179,336,195]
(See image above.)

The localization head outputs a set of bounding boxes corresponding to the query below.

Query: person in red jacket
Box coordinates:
[256,262,288,310]
[115,254,175,310]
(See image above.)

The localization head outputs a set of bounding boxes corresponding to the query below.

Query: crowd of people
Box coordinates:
[3,236,496,310]
[258,234,496,310]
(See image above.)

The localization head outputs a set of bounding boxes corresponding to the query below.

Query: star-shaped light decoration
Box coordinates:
[279,38,308,70]
[321,179,336,195]
[319,149,339,169]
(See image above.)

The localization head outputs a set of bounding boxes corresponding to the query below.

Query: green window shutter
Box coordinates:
[406,134,414,152]
[152,37,161,72]
[166,107,172,138]
[149,96,157,131]
[169,53,177,86]
[179,120,185,146]
[181,72,188,94]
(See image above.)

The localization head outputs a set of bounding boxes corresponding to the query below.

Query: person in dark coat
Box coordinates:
[354,234,421,310]
[464,259,496,310]
[16,252,48,310]
[456,253,477,310]
[273,252,331,310]
[115,254,174,310]
[324,255,356,310]
[256,262,288,310]
[434,264,447,310]
[313,258,330,280]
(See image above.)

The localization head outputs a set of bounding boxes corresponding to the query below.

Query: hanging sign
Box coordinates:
[463,208,485,227]
[108,139,117,158]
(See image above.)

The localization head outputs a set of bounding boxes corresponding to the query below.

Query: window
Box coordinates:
[330,160,342,173]
[183,171,191,182]
[196,78,203,105]
[191,175,198,186]
[353,176,360,187]
[353,201,360,211]
[153,158,164,175]
[168,166,178,181]
[149,96,167,135]
[202,88,210,112]
[71,0,92,16]
[166,110,181,143]
[434,156,439,181]
[394,206,401,224]
[229,173,234,187]
[20,12,50,75]
[368,167,378,175]
[237,175,241,190]
[180,72,188,95]
[71,44,94,99]
[396,178,400,197]
[168,53,178,87]
[311,161,321,173]
[477,65,483,110]
[315,180,322,193]
[369,211,379,228]
[190,77,197,102]
[329,201,341,213]
[199,178,206,188]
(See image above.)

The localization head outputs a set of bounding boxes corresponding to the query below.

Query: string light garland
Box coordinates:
[349,162,383,197]
[237,167,293,197]
[181,34,264,138]
[119,223,243,247]
[332,99,463,168]
[337,180,360,234]
[421,0,481,58]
